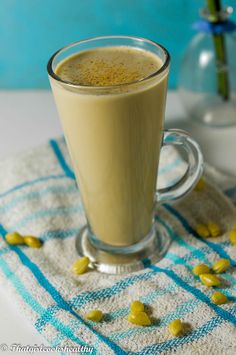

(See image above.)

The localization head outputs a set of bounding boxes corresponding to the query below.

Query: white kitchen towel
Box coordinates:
[0,137,236,355]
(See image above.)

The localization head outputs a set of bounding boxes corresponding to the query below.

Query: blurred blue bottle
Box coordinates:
[179,5,236,126]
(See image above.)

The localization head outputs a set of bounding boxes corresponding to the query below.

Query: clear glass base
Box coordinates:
[75,220,171,274]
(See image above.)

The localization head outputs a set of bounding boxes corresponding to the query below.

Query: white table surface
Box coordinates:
[0,90,236,353]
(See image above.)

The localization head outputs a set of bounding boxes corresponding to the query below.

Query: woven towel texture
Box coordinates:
[0,137,236,355]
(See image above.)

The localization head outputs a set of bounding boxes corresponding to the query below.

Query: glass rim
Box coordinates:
[47,35,170,90]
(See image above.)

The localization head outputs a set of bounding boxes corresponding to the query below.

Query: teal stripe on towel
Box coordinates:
[0,257,90,349]
[35,270,157,331]
[0,185,76,214]
[108,248,236,342]
[0,174,67,199]
[138,308,236,354]
[156,215,210,263]
[33,212,236,332]
[49,139,75,180]
[164,204,236,266]
[11,206,81,230]
[159,157,183,175]
[34,215,236,337]
[142,259,236,326]
[110,299,200,342]
[0,224,126,355]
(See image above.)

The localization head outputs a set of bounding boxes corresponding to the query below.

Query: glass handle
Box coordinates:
[156,129,203,203]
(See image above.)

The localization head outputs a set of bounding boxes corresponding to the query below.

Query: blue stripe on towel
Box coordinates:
[0,224,126,355]
[34,214,236,336]
[159,157,183,176]
[11,206,81,230]
[51,246,236,347]
[37,239,236,344]
[157,216,236,287]
[38,236,235,340]
[163,204,236,266]
[0,257,90,349]
[3,217,213,340]
[109,238,236,343]
[39,228,80,242]
[0,174,67,199]
[158,214,236,292]
[0,185,76,214]
[156,215,210,263]
[110,299,200,342]
[35,270,157,331]
[142,259,236,326]
[49,139,75,180]
[108,283,178,321]
[27,205,235,333]
[137,309,236,354]
[1,189,234,336]
[165,252,236,301]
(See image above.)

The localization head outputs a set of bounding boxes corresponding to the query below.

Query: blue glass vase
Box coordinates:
[179,7,236,127]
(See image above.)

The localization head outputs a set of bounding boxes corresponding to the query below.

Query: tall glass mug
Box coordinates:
[48,36,203,274]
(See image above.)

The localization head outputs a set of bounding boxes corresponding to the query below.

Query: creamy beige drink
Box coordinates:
[50,46,168,246]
